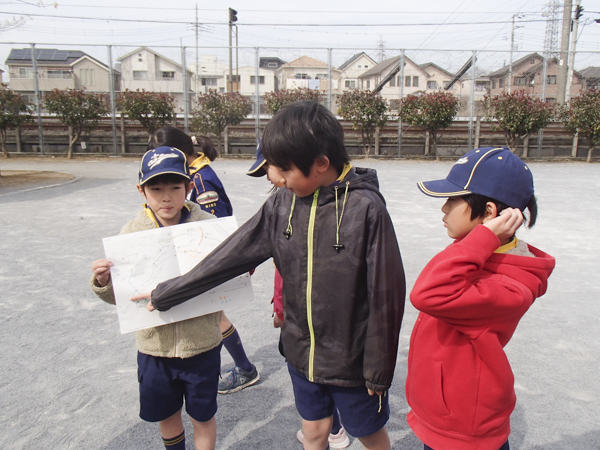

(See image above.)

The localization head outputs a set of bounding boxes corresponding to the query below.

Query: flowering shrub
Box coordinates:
[264,88,323,115]
[560,88,600,162]
[117,89,175,140]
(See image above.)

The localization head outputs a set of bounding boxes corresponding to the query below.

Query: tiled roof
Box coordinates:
[487,53,542,78]
[282,55,327,68]
[579,66,600,79]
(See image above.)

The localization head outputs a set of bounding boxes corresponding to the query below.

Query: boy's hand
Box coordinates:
[273,314,284,328]
[368,388,384,396]
[483,208,523,243]
[92,259,113,287]
[131,293,155,312]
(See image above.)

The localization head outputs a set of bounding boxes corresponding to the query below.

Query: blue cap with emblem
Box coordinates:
[417,147,534,210]
[139,146,190,185]
[246,140,266,177]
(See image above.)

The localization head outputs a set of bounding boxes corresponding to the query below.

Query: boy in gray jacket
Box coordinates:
[134,102,406,450]
[90,147,221,450]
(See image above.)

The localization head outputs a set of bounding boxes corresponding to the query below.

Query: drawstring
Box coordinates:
[333,182,350,252]
[377,391,387,413]
[283,194,297,239]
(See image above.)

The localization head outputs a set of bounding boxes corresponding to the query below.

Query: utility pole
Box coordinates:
[557,0,573,104]
[508,15,516,93]
[566,0,582,101]
[195,4,199,98]
[228,8,237,93]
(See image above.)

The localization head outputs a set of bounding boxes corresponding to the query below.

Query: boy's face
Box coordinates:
[265,160,326,198]
[137,181,191,227]
[441,197,483,240]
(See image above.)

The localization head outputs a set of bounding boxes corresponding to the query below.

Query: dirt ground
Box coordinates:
[0,169,76,194]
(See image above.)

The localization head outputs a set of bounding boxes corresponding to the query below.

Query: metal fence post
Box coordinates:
[255,47,260,143]
[468,50,476,150]
[30,43,44,155]
[181,44,189,133]
[537,54,549,157]
[107,45,118,155]
[327,48,332,112]
[397,50,405,156]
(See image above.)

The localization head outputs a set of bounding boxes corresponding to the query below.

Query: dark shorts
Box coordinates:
[137,345,221,423]
[287,363,389,438]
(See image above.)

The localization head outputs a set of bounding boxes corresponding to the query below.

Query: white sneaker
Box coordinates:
[296,426,351,449]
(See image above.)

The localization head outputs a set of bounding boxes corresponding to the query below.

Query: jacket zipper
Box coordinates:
[307,188,320,381]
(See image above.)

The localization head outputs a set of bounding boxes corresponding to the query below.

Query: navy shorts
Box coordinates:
[287,363,390,438]
[137,345,221,423]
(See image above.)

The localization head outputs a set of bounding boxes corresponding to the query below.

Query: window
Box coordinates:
[530,59,536,64]
[345,80,356,88]
[315,74,328,79]
[499,78,504,88]
[133,71,148,80]
[427,80,438,89]
[405,76,411,87]
[79,68,95,85]
[47,69,71,79]
[364,65,369,69]
[267,62,277,68]
[227,75,240,82]
[294,73,310,79]
[219,87,225,92]
[514,77,528,86]
[547,75,557,85]
[201,78,217,86]
[161,71,175,79]
[250,75,265,84]
[492,80,496,89]
[413,76,419,87]
[390,77,395,87]
[17,67,33,79]
[366,80,370,89]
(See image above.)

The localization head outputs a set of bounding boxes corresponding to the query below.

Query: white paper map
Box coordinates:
[102,216,253,334]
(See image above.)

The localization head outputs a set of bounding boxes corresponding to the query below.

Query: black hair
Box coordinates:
[261,101,349,177]
[194,136,218,161]
[463,193,537,228]
[148,126,194,155]
[142,173,189,190]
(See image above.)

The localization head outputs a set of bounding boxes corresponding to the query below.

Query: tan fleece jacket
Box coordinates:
[90,201,223,358]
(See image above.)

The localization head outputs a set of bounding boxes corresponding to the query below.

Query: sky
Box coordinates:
[0,0,599,78]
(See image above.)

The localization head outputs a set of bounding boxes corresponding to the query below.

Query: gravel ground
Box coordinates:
[0,156,598,449]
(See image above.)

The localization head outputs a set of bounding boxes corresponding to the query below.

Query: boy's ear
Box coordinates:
[186,181,193,197]
[315,156,331,174]
[481,202,498,223]
[137,184,146,198]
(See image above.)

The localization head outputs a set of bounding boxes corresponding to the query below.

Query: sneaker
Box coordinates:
[296,426,350,449]
[218,365,260,394]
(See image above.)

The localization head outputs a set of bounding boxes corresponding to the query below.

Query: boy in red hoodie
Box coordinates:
[407,147,555,450]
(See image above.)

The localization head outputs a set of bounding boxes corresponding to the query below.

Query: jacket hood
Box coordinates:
[315,167,385,206]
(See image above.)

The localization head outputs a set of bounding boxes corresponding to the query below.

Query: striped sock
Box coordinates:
[222,325,253,372]
[163,430,185,450]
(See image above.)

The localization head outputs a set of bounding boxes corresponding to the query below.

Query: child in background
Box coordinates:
[149,127,259,395]
[246,143,350,449]
[90,147,221,450]
[136,102,406,450]
[407,147,555,450]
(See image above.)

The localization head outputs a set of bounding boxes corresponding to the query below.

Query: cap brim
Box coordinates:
[140,171,190,185]
[246,159,267,177]
[417,179,472,198]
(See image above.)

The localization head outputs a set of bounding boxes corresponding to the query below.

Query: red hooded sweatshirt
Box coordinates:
[406,225,555,450]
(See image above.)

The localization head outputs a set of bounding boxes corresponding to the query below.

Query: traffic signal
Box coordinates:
[229,8,238,23]
[575,5,583,20]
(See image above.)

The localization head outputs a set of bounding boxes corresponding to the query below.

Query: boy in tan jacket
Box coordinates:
[90,147,221,450]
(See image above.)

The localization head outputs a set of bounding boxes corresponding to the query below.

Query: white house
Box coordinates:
[118,47,193,112]
[337,52,377,91]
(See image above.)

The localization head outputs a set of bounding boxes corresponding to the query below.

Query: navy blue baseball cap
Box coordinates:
[139,146,190,185]
[246,140,266,177]
[417,147,534,210]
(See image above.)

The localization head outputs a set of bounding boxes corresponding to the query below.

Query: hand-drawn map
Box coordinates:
[103,216,253,334]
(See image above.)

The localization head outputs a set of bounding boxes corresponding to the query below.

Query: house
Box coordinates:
[118,47,193,112]
[487,52,582,101]
[579,66,600,91]
[223,65,276,97]
[456,75,492,116]
[275,55,341,92]
[419,62,456,92]
[260,57,287,91]
[358,55,433,109]
[193,55,228,94]
[5,48,120,104]
[338,52,377,91]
